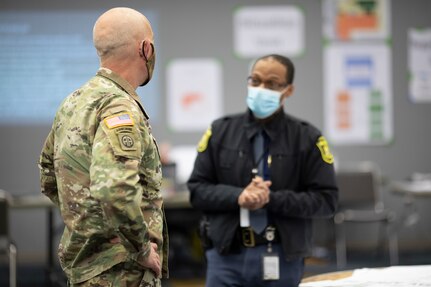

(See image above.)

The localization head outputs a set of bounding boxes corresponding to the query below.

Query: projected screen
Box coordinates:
[0,10,160,124]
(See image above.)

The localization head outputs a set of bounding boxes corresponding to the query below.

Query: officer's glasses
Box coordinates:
[247,76,287,91]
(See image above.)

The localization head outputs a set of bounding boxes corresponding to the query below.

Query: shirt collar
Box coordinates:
[96,68,150,120]
[244,108,284,142]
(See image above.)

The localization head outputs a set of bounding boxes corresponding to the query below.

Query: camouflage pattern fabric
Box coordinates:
[70,261,161,287]
[39,68,168,284]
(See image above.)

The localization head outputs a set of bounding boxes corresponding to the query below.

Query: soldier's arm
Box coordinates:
[38,129,60,206]
[91,105,151,257]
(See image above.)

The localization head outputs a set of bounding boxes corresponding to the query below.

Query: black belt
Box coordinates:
[240,226,278,248]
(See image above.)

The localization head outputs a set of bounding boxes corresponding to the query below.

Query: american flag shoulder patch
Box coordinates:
[104,113,134,129]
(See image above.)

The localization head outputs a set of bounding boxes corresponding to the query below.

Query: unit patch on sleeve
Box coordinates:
[118,133,136,151]
[104,113,134,129]
[316,136,334,164]
[197,127,212,152]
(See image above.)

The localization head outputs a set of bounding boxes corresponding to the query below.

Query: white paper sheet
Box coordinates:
[300,265,431,287]
[408,28,431,103]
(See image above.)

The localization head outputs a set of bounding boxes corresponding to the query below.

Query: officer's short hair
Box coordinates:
[253,54,295,85]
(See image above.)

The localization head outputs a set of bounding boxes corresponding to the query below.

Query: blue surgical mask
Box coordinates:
[246,86,282,119]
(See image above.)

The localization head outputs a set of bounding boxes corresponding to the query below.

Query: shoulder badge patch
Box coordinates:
[197,127,212,152]
[316,136,334,164]
[118,133,136,150]
[104,113,134,129]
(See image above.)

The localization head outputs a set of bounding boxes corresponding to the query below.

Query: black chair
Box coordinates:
[334,162,398,269]
[0,189,17,287]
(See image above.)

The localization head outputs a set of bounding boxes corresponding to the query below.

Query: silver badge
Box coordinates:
[265,226,275,242]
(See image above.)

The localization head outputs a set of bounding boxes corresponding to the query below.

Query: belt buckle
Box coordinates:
[242,227,255,247]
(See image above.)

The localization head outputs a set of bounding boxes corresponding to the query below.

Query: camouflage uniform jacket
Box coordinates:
[38,68,169,284]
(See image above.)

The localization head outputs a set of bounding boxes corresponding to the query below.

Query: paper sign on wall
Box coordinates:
[234,6,304,57]
[324,43,393,145]
[167,58,222,132]
[323,0,390,41]
[408,28,431,103]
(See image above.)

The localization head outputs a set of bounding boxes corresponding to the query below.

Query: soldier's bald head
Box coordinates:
[93,7,152,61]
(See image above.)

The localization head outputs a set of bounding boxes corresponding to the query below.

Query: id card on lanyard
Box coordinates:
[262,226,280,280]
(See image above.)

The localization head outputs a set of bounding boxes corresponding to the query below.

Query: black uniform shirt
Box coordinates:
[188,109,338,259]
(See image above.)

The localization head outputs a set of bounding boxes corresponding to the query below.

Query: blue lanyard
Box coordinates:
[252,136,270,180]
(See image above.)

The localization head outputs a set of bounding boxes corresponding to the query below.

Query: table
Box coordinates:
[390,180,431,227]
[301,270,353,283]
[391,180,431,197]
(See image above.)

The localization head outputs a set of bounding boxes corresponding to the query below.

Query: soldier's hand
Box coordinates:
[238,176,271,210]
[109,236,121,244]
[141,242,161,278]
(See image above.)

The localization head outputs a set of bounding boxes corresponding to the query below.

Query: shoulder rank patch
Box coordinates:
[316,136,334,164]
[104,113,134,129]
[197,127,212,152]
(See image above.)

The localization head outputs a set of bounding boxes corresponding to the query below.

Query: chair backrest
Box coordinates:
[335,162,384,211]
[0,189,11,238]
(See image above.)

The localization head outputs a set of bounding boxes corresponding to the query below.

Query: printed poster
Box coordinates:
[408,28,431,103]
[167,58,222,132]
[323,0,390,41]
[234,5,304,57]
[324,43,393,145]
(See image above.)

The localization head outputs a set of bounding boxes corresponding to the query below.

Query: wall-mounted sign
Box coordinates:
[323,0,390,41]
[234,5,304,57]
[408,28,431,103]
[166,58,222,132]
[324,43,393,145]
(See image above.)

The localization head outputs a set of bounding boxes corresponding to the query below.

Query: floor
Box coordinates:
[1,249,431,287]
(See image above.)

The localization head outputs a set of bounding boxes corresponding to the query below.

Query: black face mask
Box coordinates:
[140,41,156,87]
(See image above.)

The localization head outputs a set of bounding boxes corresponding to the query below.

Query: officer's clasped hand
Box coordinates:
[238,176,271,210]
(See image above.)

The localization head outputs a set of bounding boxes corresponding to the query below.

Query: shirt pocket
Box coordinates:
[219,147,240,169]
[218,147,252,186]
[270,153,300,189]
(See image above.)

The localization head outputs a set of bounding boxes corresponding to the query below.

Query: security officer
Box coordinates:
[38,8,168,286]
[188,54,338,287]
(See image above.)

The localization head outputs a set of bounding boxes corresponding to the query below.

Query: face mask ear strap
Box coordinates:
[141,40,154,62]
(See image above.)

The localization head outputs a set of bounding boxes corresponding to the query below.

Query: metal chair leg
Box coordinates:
[387,222,399,266]
[9,243,17,287]
[335,222,347,269]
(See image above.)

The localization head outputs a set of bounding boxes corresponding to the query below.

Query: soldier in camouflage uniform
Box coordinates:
[38,7,168,286]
